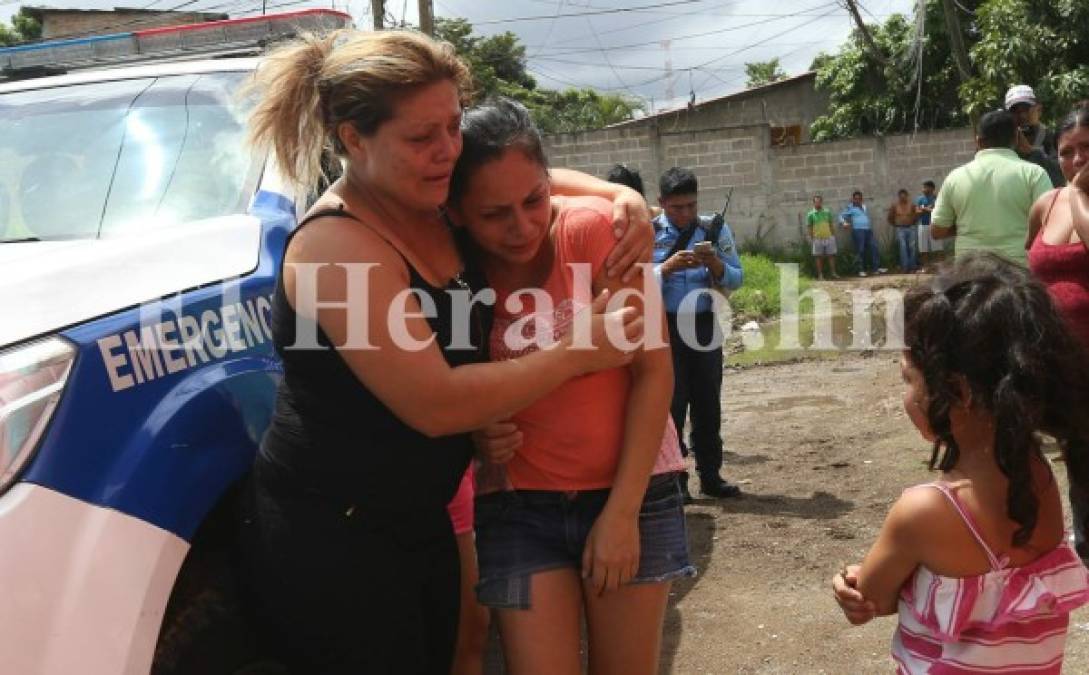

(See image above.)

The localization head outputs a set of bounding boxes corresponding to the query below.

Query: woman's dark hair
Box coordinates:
[1056,101,1089,145]
[606,164,645,196]
[449,98,547,205]
[904,252,1089,547]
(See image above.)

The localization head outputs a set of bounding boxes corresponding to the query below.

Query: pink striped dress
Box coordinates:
[893,483,1089,674]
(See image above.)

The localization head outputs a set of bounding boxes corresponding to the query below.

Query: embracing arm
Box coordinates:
[286,219,639,438]
[550,168,654,280]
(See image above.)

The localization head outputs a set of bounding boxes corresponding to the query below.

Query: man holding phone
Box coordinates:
[1005,84,1065,188]
[652,167,744,501]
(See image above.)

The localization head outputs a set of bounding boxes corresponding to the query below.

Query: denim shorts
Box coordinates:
[474,472,696,610]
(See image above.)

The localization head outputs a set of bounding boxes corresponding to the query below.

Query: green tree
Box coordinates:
[434,17,536,101]
[962,0,1089,122]
[812,0,1089,141]
[744,58,787,88]
[0,7,42,46]
[434,16,641,132]
[810,2,973,141]
[525,88,643,134]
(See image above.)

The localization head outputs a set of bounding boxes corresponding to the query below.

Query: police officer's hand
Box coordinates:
[663,250,701,274]
[694,247,718,266]
[472,421,522,464]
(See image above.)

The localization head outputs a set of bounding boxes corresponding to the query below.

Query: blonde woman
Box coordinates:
[241,30,653,673]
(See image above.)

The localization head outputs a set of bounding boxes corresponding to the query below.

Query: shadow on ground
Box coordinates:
[688,490,854,521]
[659,511,715,674]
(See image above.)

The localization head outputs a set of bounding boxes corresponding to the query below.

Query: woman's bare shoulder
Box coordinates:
[287,204,406,274]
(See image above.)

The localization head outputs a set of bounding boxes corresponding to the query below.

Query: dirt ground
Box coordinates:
[486,274,1089,673]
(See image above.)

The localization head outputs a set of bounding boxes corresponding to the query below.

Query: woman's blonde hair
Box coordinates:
[247,29,472,189]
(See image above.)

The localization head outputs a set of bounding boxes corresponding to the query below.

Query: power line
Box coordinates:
[691,3,841,93]
[473,0,703,27]
[522,4,838,58]
[582,12,644,102]
[534,0,745,48]
[535,42,828,54]
[529,0,565,59]
[532,0,837,93]
[534,56,691,71]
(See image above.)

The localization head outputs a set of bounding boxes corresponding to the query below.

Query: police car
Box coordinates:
[0,10,349,674]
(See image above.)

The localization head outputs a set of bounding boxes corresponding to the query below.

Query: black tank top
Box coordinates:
[258,206,488,529]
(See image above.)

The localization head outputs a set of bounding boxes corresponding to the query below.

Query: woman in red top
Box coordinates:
[1027,102,1089,345]
[1027,101,1089,560]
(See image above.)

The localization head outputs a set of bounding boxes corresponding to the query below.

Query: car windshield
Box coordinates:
[0,71,260,242]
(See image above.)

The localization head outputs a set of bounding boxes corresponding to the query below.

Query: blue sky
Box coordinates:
[3,0,918,109]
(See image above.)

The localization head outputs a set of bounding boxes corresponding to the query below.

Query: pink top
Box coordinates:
[893,482,1089,674]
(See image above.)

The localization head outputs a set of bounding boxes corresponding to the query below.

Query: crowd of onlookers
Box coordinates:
[808,85,1073,284]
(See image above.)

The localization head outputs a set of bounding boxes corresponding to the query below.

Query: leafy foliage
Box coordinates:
[745,58,788,88]
[0,7,41,46]
[810,3,972,141]
[810,0,1087,141]
[964,0,1089,122]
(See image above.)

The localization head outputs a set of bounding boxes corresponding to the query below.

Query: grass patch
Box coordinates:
[739,234,902,279]
[730,253,812,320]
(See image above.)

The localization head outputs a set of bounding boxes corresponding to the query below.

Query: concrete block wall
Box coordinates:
[543,123,978,249]
[883,128,978,195]
[545,126,657,190]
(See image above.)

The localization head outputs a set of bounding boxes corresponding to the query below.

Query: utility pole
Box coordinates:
[661,40,674,105]
[939,0,972,83]
[843,0,888,65]
[418,0,434,36]
[372,0,384,30]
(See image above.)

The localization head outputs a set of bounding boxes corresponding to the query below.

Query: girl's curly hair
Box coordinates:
[904,253,1089,547]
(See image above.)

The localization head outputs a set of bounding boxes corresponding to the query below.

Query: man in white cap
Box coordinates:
[1005,84,1065,187]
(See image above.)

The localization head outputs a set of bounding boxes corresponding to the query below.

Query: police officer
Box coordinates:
[652,167,743,501]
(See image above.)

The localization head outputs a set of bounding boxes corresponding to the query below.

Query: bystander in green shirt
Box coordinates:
[931,148,1051,265]
[806,207,834,239]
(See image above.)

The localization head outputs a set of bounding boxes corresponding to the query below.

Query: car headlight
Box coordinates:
[0,337,76,495]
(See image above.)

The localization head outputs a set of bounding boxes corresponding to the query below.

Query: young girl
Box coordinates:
[833,253,1089,673]
[448,99,692,675]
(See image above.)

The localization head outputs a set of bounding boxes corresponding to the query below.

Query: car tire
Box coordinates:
[152,483,284,675]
